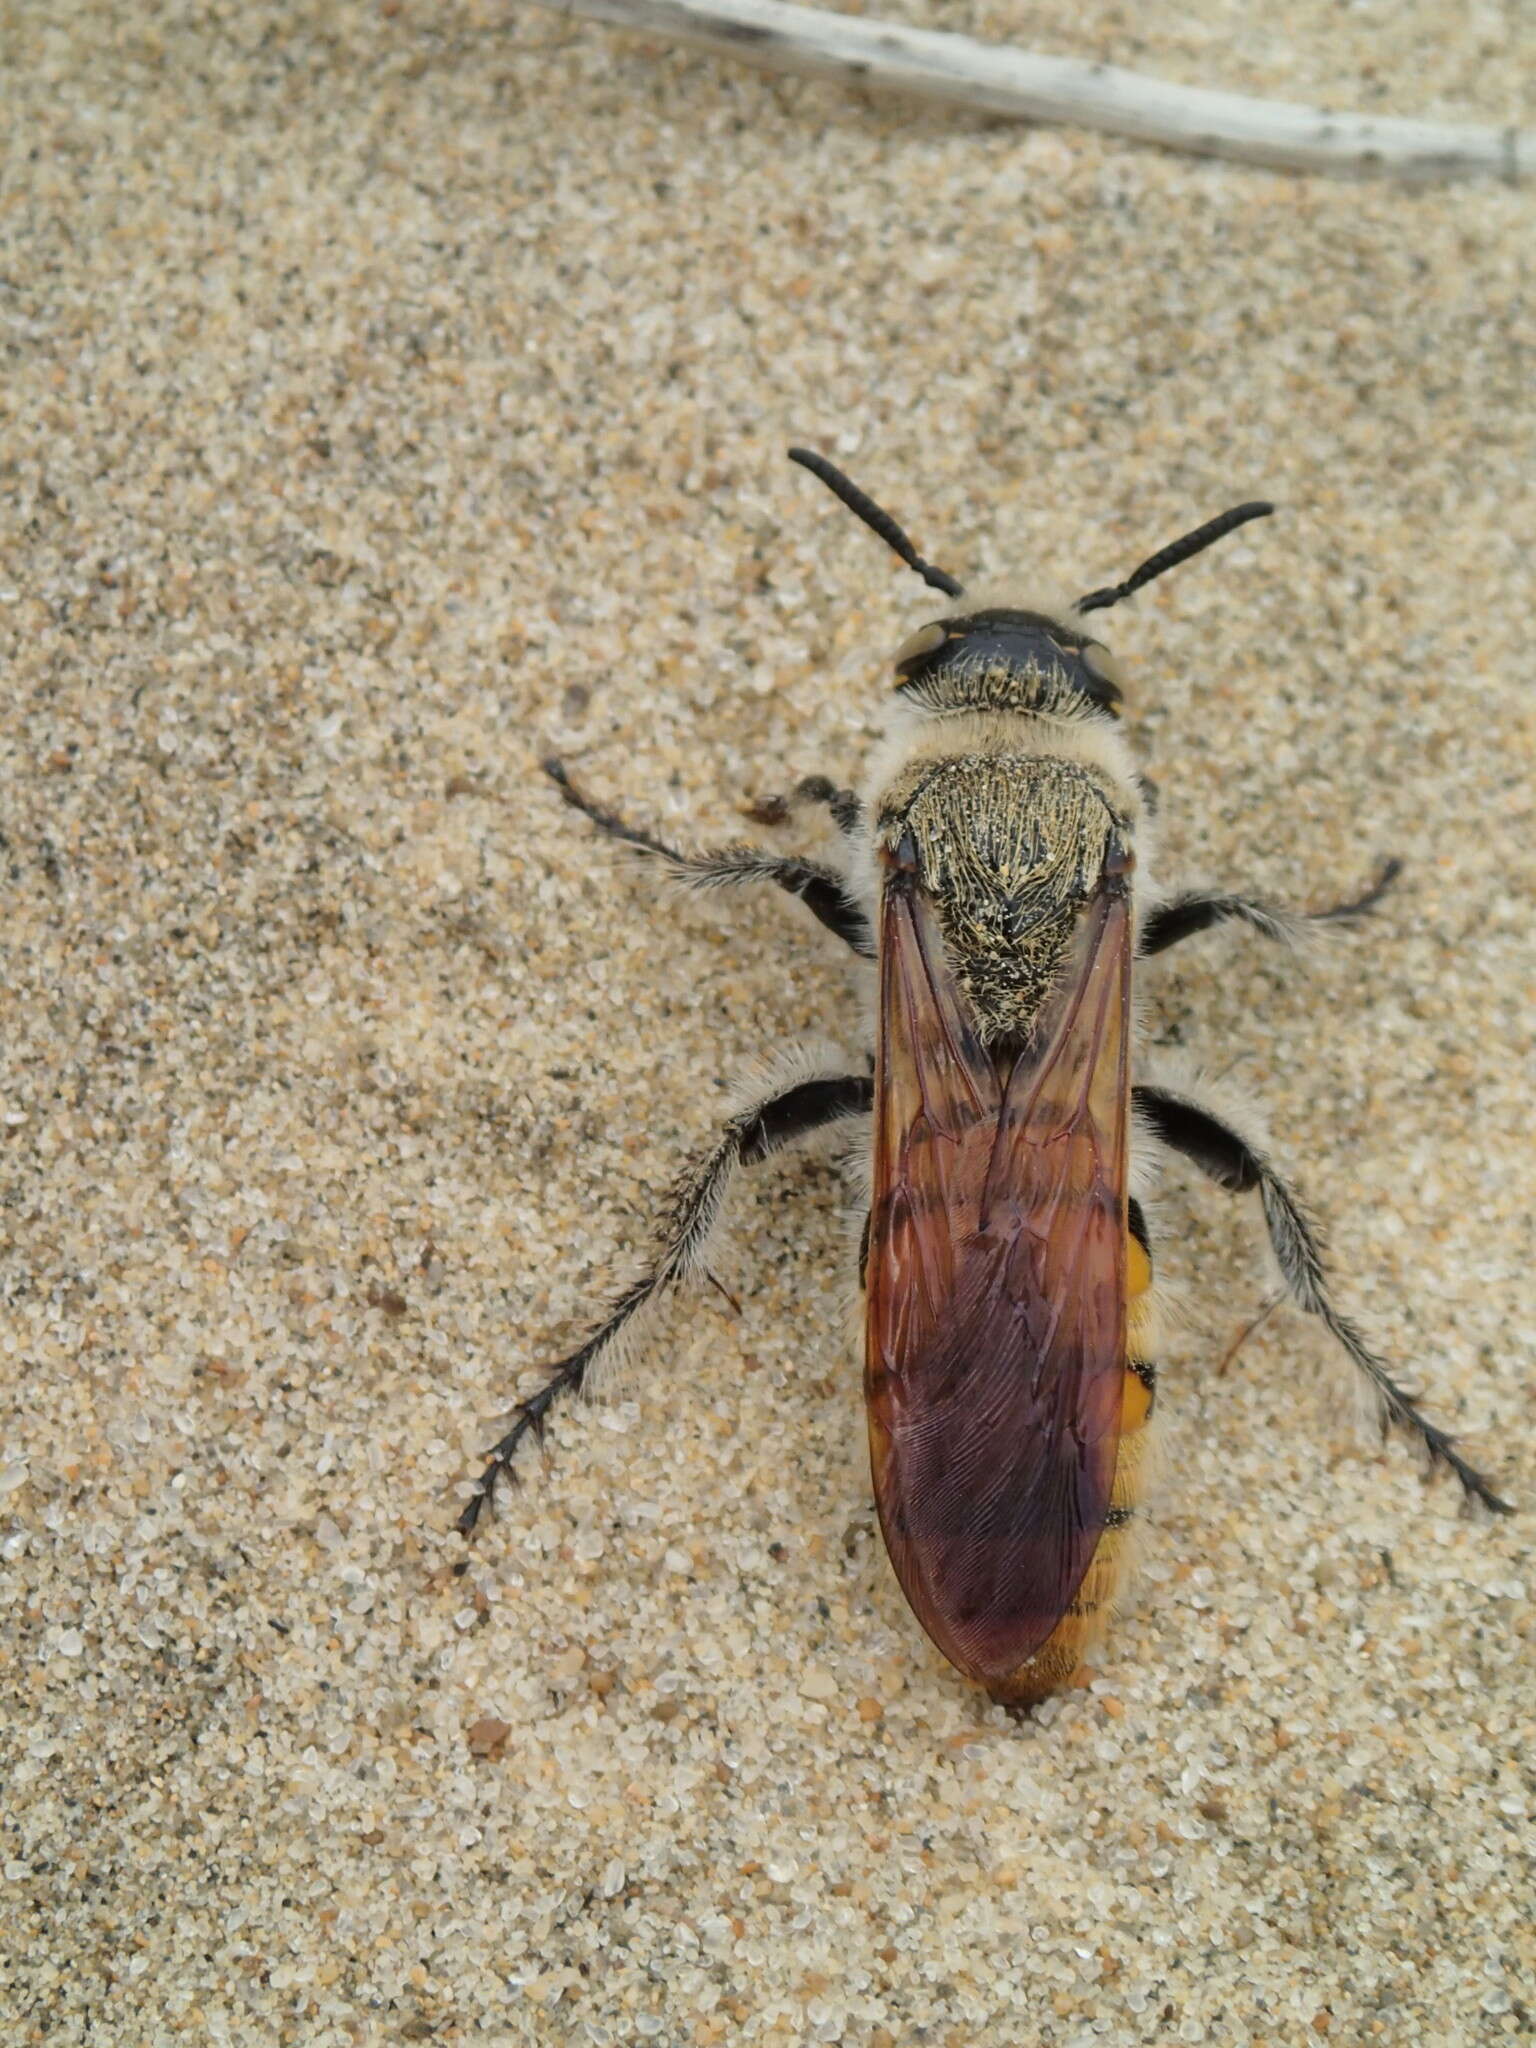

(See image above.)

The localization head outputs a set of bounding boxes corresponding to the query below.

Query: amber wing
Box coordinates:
[865,856,1133,1693]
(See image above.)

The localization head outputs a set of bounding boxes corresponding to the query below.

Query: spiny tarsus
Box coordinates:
[458,1064,872,1534]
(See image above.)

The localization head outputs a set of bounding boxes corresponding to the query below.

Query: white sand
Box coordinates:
[1,2,1532,2042]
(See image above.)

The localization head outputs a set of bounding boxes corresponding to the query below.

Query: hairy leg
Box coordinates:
[545,757,873,957]
[1133,1079,1510,1513]
[458,1061,874,1535]
[1140,858,1401,957]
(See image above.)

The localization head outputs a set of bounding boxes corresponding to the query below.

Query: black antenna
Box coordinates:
[788,447,964,599]
[1077,501,1275,615]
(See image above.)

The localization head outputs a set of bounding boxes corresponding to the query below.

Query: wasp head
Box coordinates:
[784,448,1269,723]
[891,606,1126,719]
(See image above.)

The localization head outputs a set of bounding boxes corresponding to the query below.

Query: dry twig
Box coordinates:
[539,0,1531,181]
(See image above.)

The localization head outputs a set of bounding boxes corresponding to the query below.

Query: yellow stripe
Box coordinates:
[1126,1234,1152,1298]
[1120,1365,1152,1433]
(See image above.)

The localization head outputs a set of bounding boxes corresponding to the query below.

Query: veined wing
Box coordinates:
[865,848,1133,1693]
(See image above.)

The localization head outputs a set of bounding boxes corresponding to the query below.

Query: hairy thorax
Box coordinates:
[876,750,1129,1040]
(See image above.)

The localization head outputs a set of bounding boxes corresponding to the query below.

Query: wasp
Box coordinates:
[460,450,1510,1705]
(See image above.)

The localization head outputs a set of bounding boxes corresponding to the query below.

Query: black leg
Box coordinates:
[746,775,865,838]
[458,1064,874,1536]
[545,758,873,958]
[1134,1082,1512,1514]
[1140,858,1401,958]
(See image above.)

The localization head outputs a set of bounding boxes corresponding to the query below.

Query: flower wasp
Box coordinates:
[459,450,1511,1705]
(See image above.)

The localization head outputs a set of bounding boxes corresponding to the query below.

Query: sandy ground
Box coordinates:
[1,3,1533,2042]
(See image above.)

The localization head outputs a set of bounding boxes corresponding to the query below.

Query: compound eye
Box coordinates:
[1082,641,1128,695]
[893,621,947,671]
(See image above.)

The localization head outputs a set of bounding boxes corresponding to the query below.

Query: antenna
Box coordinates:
[1077,501,1275,614]
[788,448,964,599]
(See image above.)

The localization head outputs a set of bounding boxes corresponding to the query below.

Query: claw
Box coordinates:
[742,793,791,826]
